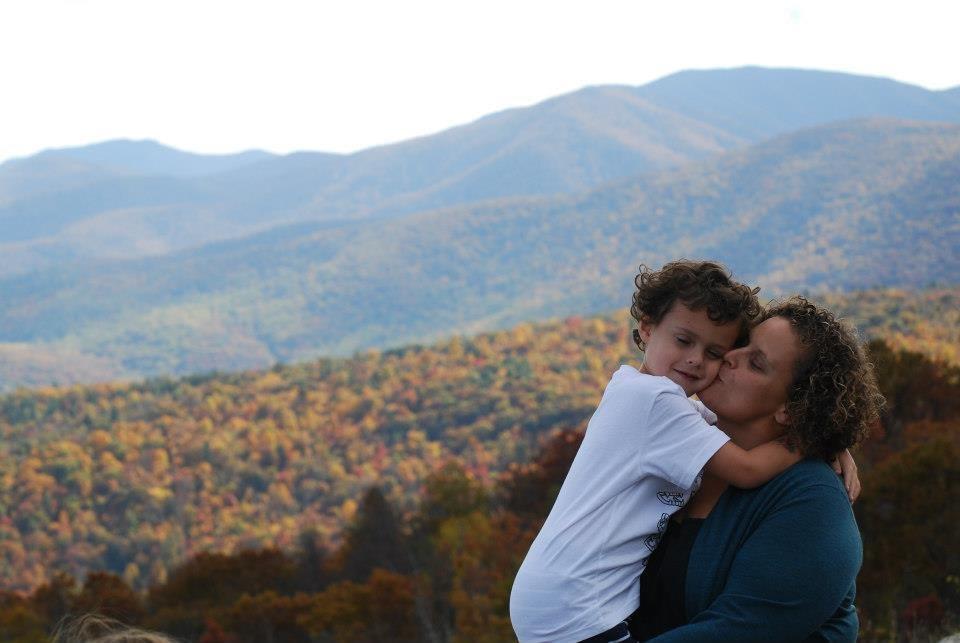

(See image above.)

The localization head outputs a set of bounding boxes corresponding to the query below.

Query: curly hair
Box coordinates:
[764,297,884,460]
[630,260,761,351]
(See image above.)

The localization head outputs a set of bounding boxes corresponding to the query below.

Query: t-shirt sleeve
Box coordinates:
[688,399,717,425]
[642,389,730,490]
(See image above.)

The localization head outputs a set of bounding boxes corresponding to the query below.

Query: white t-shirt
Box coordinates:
[509,365,730,643]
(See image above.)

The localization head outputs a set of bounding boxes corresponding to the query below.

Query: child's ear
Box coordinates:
[637,316,654,344]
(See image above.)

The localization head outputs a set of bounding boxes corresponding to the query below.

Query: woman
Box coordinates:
[631,296,883,642]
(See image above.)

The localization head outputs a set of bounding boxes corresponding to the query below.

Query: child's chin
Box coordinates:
[669,377,698,397]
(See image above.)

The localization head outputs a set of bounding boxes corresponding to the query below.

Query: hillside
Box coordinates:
[2,67,958,276]
[0,88,741,276]
[1,118,957,389]
[0,286,955,594]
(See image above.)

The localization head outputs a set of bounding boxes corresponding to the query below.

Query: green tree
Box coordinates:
[335,487,411,582]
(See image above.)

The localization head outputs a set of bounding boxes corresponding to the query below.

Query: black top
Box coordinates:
[629,517,704,640]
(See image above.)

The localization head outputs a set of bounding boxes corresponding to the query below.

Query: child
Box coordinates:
[509,260,849,643]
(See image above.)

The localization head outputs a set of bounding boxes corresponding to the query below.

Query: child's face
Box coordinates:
[638,301,741,396]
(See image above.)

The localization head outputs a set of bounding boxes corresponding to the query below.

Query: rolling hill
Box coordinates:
[1,67,957,276]
[0,118,957,389]
[0,140,274,205]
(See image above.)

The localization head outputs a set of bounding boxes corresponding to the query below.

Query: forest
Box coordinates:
[0,287,956,641]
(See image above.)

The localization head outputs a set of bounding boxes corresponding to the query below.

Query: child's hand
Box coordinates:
[831,449,861,503]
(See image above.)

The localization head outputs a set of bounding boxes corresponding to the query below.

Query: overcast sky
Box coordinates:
[1,0,958,164]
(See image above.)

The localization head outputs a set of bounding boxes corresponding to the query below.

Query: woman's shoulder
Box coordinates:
[715,460,860,554]
[779,458,846,486]
[719,459,853,523]
[764,459,855,514]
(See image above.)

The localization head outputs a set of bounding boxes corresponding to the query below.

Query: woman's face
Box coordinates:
[698,316,804,441]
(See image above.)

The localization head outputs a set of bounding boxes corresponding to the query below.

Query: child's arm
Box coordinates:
[831,449,861,503]
[704,439,802,489]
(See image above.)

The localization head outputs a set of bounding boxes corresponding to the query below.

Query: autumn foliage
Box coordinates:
[0,292,956,641]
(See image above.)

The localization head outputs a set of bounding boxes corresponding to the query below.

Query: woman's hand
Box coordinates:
[831,449,861,503]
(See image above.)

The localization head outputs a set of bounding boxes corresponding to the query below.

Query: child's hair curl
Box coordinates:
[630,260,761,351]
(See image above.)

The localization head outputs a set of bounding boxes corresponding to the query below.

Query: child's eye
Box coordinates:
[675,336,691,345]
[707,351,724,360]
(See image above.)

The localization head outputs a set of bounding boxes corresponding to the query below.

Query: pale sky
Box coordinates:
[1,0,958,164]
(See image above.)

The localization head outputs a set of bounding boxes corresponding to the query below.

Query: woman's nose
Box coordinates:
[723,349,742,368]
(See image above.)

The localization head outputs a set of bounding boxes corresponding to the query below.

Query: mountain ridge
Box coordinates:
[637,66,960,139]
[0,118,957,389]
[1,138,276,177]
[1,67,957,276]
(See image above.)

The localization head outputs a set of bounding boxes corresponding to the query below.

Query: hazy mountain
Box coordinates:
[0,118,957,389]
[2,68,957,277]
[0,155,122,206]
[942,86,960,116]
[638,67,960,140]
[20,139,273,177]
[0,175,219,244]
[202,85,745,224]
[0,89,742,276]
[0,140,273,204]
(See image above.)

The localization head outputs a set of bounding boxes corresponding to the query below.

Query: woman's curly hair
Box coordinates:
[766,297,885,460]
[630,260,761,351]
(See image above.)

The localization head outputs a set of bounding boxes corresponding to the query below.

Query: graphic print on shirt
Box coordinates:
[644,513,671,553]
[657,489,685,507]
[644,532,661,552]
[646,483,691,556]
[690,470,704,495]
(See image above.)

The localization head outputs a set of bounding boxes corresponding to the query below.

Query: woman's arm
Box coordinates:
[649,482,862,642]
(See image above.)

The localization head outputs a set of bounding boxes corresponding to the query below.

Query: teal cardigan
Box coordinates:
[649,459,862,642]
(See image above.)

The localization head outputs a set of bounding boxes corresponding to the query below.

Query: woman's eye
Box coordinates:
[750,360,763,371]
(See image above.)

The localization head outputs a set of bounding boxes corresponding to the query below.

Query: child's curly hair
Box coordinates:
[764,297,884,459]
[630,260,761,351]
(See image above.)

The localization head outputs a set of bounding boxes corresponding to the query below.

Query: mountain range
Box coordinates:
[2,67,958,275]
[0,67,958,390]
